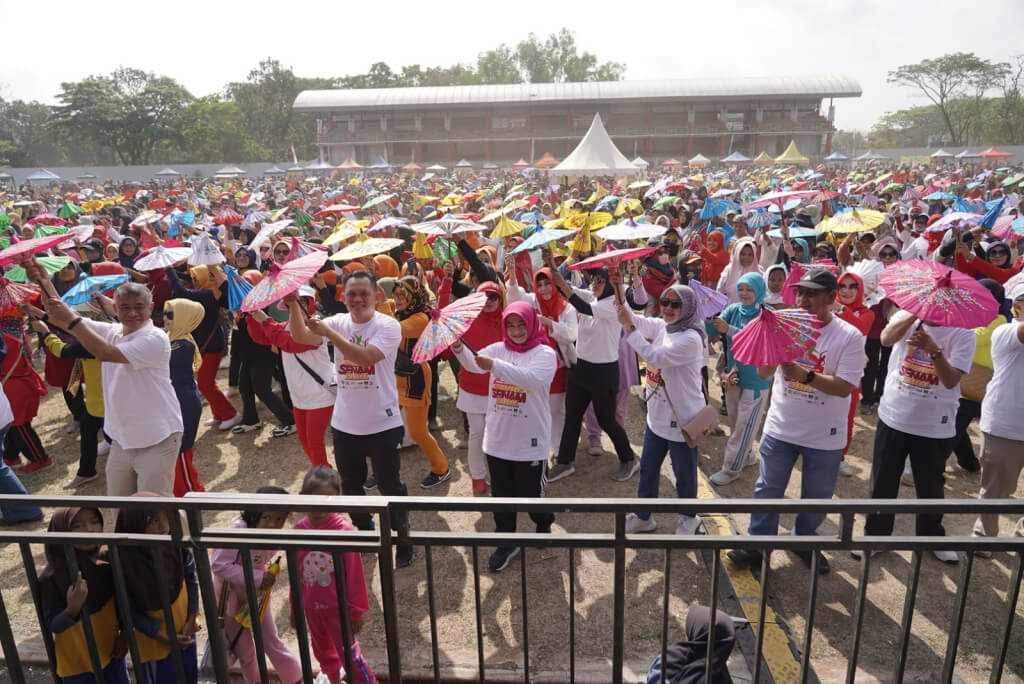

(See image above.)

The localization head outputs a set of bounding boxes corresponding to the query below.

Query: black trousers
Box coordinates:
[428,357,440,422]
[238,360,293,425]
[860,338,891,406]
[557,360,634,465]
[228,336,242,387]
[332,426,409,533]
[487,455,554,546]
[78,411,107,478]
[865,418,954,537]
[4,423,47,463]
[63,387,84,423]
[952,398,982,466]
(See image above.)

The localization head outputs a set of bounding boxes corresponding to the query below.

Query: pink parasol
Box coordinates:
[878,259,999,329]
[285,237,327,262]
[0,233,83,267]
[411,292,487,363]
[239,250,329,312]
[26,213,66,227]
[992,215,1024,240]
[687,279,729,318]
[0,278,41,316]
[567,246,657,271]
[313,204,360,217]
[731,307,822,366]
[741,189,819,212]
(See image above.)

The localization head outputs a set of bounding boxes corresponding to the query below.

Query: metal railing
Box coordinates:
[0,494,1022,683]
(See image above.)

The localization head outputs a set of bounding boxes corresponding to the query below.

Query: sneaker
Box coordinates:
[710,469,741,486]
[850,549,884,560]
[64,420,80,435]
[363,476,378,491]
[625,513,657,534]
[395,545,416,568]
[546,462,575,482]
[611,459,641,482]
[219,414,242,431]
[472,478,488,493]
[933,549,960,565]
[19,458,53,475]
[488,546,521,572]
[64,474,99,489]
[956,456,981,473]
[838,461,856,477]
[587,436,604,456]
[420,470,451,489]
[97,441,111,457]
[454,436,468,450]
[676,515,704,536]
[726,548,764,568]
[204,418,219,427]
[272,423,296,438]
[3,457,21,468]
[231,422,262,434]
[428,419,441,432]
[225,386,238,398]
[794,550,831,574]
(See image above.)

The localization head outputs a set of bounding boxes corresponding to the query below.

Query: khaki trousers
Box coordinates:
[106,432,183,497]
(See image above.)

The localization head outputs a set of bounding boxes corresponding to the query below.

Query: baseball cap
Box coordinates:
[789,268,838,291]
[1010,283,1024,302]
[82,238,104,252]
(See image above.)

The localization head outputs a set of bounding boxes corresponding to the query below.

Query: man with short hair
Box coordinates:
[35,274,183,496]
[727,270,865,574]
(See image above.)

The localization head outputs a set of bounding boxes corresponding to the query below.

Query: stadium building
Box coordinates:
[293,75,861,167]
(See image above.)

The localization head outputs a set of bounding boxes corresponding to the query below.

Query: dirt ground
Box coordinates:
[2,356,1023,683]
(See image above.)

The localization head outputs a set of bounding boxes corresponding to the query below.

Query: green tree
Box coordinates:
[53,68,193,165]
[476,46,520,84]
[887,52,1008,146]
[0,98,63,166]
[179,97,266,163]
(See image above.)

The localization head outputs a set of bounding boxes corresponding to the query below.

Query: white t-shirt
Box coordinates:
[0,384,12,429]
[281,333,337,411]
[626,319,705,443]
[93,320,183,449]
[321,312,403,435]
[456,343,557,462]
[980,322,1024,441]
[570,286,621,364]
[877,312,975,439]
[762,316,865,451]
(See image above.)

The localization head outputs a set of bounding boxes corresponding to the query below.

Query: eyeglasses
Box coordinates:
[485,293,501,302]
[163,310,174,320]
[989,249,1010,257]
[659,298,682,310]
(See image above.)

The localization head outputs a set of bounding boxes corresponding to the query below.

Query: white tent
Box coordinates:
[955,149,981,160]
[552,114,638,176]
[631,156,650,168]
[154,167,181,177]
[929,149,954,159]
[214,165,245,177]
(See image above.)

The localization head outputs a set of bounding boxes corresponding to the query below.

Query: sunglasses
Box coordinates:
[485,293,501,302]
[879,250,899,258]
[989,249,1010,257]
[659,298,682,310]
[163,310,174,320]
[274,250,289,256]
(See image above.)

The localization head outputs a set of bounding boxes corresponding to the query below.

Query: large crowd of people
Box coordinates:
[2,158,1023,682]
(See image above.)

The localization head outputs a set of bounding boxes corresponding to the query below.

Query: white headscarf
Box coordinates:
[716,237,761,305]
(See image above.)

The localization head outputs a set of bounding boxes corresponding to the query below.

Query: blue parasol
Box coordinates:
[61,274,130,305]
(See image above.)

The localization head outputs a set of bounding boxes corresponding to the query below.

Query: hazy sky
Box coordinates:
[2,0,1020,132]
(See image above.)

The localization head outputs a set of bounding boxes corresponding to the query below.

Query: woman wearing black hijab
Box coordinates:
[646,605,736,684]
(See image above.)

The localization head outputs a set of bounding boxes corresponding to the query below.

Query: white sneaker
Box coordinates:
[225,387,238,398]
[204,418,219,427]
[933,549,960,564]
[676,515,703,535]
[709,469,740,486]
[625,513,657,534]
[838,461,856,477]
[96,441,111,457]
[850,549,883,560]
[64,420,80,435]
[587,437,604,456]
[219,414,242,431]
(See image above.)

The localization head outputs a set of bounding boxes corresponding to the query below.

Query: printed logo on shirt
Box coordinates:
[896,346,939,397]
[336,333,377,388]
[782,349,826,402]
[302,550,334,588]
[646,367,664,390]
[490,377,529,418]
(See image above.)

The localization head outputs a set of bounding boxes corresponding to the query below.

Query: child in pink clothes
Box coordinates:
[211,486,303,684]
[293,467,376,684]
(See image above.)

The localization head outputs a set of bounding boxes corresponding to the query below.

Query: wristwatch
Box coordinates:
[929,348,944,361]
[804,370,817,384]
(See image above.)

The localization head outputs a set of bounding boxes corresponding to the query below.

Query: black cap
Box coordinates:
[82,238,104,252]
[789,268,838,291]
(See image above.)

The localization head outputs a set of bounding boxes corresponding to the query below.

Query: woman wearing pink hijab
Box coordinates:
[453,301,557,573]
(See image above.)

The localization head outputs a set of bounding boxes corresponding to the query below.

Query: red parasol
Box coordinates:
[0,278,41,316]
[239,250,329,312]
[213,210,243,225]
[411,292,488,363]
[313,204,360,217]
[0,233,83,267]
[878,259,999,329]
[567,246,657,271]
[26,213,66,227]
[731,307,823,366]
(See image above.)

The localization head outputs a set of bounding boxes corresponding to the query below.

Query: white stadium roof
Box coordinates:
[294,75,861,111]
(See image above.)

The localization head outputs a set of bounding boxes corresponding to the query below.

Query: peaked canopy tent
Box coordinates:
[336,156,364,171]
[661,158,683,168]
[688,153,711,167]
[977,147,1014,159]
[76,171,97,180]
[774,140,810,165]
[534,152,560,169]
[154,167,181,177]
[955,149,981,160]
[263,166,286,176]
[454,159,473,168]
[213,165,246,178]
[854,150,890,162]
[752,151,774,165]
[401,161,423,173]
[551,113,640,177]
[929,149,954,159]
[366,156,392,171]
[511,158,531,170]
[631,156,650,169]
[426,164,447,171]
[26,168,60,183]
[721,151,752,164]
[823,151,849,163]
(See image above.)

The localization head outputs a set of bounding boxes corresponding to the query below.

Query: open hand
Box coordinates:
[65,571,88,616]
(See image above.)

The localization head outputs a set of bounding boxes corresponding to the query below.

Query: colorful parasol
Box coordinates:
[0,278,41,316]
[5,255,71,282]
[57,200,85,220]
[688,279,729,319]
[595,221,667,242]
[411,292,488,363]
[741,189,819,211]
[223,265,254,312]
[411,217,486,236]
[745,211,780,229]
[239,250,329,312]
[568,246,657,271]
[511,228,575,253]
[367,216,409,233]
[321,224,364,247]
[133,245,193,271]
[329,237,404,262]
[816,209,886,234]
[878,260,999,329]
[61,274,130,305]
[362,193,395,210]
[213,210,244,225]
[766,226,818,238]
[730,307,822,366]
[489,215,526,239]
[0,233,84,267]
[992,215,1024,240]
[187,232,226,265]
[923,212,983,233]
[26,213,65,227]
[130,212,163,227]
[314,203,360,217]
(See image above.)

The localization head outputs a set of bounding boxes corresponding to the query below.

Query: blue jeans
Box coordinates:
[635,426,699,521]
[0,425,43,523]
[748,433,842,537]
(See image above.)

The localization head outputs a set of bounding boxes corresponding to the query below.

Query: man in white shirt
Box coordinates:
[36,278,183,497]
[289,270,415,568]
[973,284,1024,545]
[861,307,976,565]
[727,270,864,575]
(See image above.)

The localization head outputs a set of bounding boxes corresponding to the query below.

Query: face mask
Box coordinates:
[658,253,670,265]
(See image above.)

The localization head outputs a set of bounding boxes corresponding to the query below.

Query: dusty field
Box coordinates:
[2,356,1023,683]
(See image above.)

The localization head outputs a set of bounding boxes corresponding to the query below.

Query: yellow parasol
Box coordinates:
[489,215,526,239]
[816,209,887,234]
[322,222,366,247]
[412,233,433,259]
[614,198,642,217]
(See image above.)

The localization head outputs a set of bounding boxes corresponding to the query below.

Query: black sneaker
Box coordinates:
[395,545,416,568]
[957,456,981,473]
[726,548,765,568]
[420,469,451,489]
[363,476,378,491]
[271,423,296,438]
[488,546,521,572]
[794,550,830,574]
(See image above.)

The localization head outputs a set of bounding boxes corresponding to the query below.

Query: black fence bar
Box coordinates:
[375,505,403,684]
[991,551,1024,684]
[424,545,441,684]
[237,547,270,684]
[328,549,356,684]
[798,551,821,684]
[106,545,147,684]
[284,547,316,683]
[894,550,923,682]
[184,509,232,684]
[471,546,485,681]
[846,552,872,684]
[0,589,24,684]
[18,543,59,684]
[942,551,974,682]
[612,512,626,684]
[660,548,672,684]
[60,545,106,684]
[149,544,187,684]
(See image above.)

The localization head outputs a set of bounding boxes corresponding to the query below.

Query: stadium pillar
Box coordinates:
[447,142,454,164]
[825,132,834,155]
[754,135,762,155]
[718,136,726,156]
